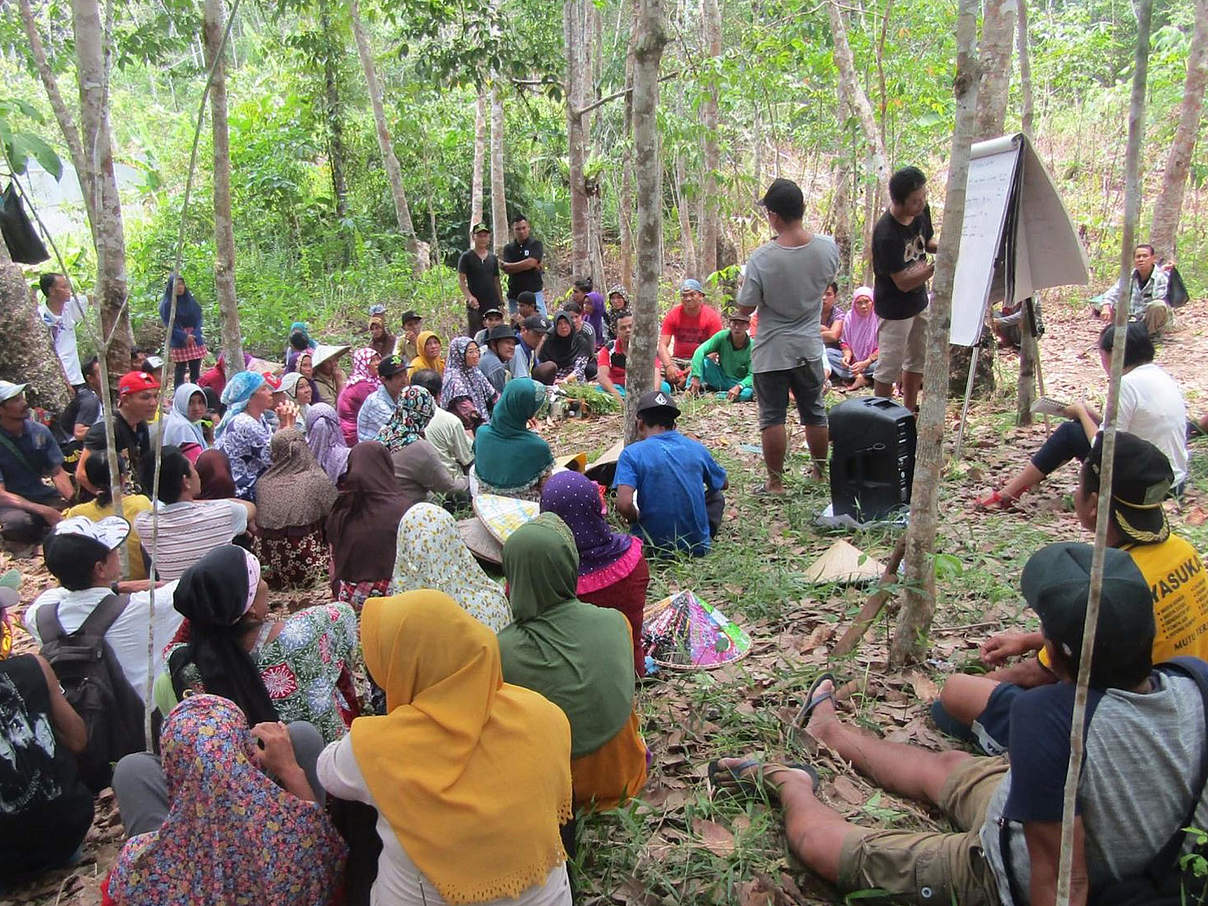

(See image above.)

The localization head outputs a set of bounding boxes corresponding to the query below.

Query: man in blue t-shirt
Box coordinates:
[0,381,73,552]
[711,542,1208,906]
[613,390,727,556]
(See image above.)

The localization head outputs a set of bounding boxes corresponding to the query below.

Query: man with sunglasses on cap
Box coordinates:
[0,381,74,554]
[76,370,159,499]
[936,431,1208,755]
[717,540,1208,906]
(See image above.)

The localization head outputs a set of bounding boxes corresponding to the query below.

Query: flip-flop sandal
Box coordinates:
[707,758,819,802]
[794,672,837,729]
[752,484,787,498]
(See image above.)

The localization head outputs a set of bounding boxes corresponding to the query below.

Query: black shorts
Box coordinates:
[753,359,828,430]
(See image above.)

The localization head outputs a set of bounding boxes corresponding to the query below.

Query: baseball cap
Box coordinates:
[517,291,537,306]
[118,371,161,397]
[759,177,805,218]
[1021,541,1154,680]
[680,279,704,294]
[471,222,490,234]
[1084,432,1173,545]
[368,303,387,316]
[261,372,283,391]
[482,307,503,319]
[636,389,680,418]
[487,325,517,344]
[401,309,422,323]
[52,515,131,551]
[378,355,406,378]
[727,310,751,323]
[0,381,27,404]
[523,315,550,332]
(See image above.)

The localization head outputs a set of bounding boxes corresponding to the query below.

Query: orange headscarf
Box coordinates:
[350,592,573,904]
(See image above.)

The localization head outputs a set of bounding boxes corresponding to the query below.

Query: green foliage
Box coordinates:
[0,97,61,178]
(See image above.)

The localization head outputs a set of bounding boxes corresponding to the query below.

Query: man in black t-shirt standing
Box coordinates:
[500,215,546,320]
[871,166,937,413]
[457,223,503,338]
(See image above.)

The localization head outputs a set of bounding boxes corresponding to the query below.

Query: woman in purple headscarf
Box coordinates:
[539,470,647,676]
[838,286,880,390]
[583,291,609,349]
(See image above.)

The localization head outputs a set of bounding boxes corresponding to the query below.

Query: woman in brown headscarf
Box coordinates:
[325,442,410,610]
[252,429,338,590]
[194,449,236,500]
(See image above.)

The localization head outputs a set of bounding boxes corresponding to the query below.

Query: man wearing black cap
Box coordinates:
[394,310,423,362]
[715,541,1208,906]
[872,166,937,412]
[513,315,551,384]
[937,431,1208,754]
[457,223,503,337]
[738,177,839,491]
[474,307,505,348]
[478,325,517,394]
[613,391,728,556]
[500,215,546,316]
[687,312,754,402]
[357,355,410,442]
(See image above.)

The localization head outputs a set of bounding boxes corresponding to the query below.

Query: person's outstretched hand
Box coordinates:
[980,632,1034,666]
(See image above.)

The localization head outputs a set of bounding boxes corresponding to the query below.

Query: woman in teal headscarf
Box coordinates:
[498,513,648,810]
[472,378,554,501]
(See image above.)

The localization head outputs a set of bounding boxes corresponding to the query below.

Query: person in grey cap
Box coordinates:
[658,278,724,389]
[712,541,1208,906]
[0,381,73,553]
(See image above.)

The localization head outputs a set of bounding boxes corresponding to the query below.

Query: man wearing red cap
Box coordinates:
[76,371,159,498]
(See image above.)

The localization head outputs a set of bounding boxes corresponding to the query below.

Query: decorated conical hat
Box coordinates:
[472,494,541,545]
[641,590,751,671]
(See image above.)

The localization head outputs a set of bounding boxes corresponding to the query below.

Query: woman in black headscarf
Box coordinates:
[538,310,597,382]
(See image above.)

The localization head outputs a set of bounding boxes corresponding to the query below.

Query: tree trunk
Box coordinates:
[1017,301,1038,424]
[0,266,70,414]
[890,0,980,667]
[618,0,639,292]
[674,153,699,279]
[1056,8,1150,901]
[348,0,424,272]
[18,0,95,215]
[975,0,1017,140]
[827,0,889,252]
[489,81,508,256]
[1149,0,1208,260]
[565,0,592,281]
[319,0,349,220]
[1017,0,1034,138]
[203,0,244,372]
[471,87,486,233]
[71,0,131,381]
[624,0,668,445]
[698,0,721,279]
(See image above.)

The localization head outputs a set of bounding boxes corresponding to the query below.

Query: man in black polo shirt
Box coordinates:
[76,370,159,498]
[500,215,546,318]
[871,166,937,413]
[0,381,73,552]
[458,223,503,338]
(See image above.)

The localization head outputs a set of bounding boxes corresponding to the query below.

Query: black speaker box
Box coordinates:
[829,396,916,521]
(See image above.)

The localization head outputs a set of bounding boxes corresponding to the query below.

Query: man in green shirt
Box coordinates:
[687,312,754,402]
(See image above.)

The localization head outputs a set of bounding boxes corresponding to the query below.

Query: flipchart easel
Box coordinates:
[948,133,1090,458]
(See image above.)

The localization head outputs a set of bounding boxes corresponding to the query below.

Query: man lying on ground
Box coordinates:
[714,541,1208,906]
[938,430,1208,753]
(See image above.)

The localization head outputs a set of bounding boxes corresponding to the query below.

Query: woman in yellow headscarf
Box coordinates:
[408,330,446,377]
[316,591,573,905]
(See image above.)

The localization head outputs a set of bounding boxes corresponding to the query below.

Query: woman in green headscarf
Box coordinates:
[498,513,648,811]
[472,378,554,501]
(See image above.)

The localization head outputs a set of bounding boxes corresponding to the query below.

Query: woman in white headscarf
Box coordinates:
[160,382,210,463]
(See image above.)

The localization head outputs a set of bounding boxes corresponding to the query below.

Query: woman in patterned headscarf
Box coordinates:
[439,336,499,430]
[337,347,382,446]
[376,386,469,504]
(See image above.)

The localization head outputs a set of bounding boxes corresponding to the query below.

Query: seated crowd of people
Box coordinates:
[0,180,1202,905]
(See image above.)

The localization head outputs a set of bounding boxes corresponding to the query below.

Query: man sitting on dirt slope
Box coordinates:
[713,541,1208,906]
[935,430,1208,755]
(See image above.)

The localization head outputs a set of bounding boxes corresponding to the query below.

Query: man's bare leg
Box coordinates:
[937,674,1001,726]
[874,379,894,399]
[901,371,923,412]
[806,679,972,804]
[761,424,788,493]
[804,424,829,480]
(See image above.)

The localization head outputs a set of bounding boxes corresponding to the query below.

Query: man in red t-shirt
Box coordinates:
[658,279,724,389]
[597,312,666,401]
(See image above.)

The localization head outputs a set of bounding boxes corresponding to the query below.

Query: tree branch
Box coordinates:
[573,69,681,117]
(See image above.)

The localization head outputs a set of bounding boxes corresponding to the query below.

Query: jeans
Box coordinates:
[1030,419,1092,475]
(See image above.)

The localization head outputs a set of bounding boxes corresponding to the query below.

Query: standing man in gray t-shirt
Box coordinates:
[737,178,840,494]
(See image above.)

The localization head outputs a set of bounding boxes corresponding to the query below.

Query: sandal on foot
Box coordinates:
[707,758,819,801]
[794,672,837,728]
[974,490,1016,511]
[753,483,786,497]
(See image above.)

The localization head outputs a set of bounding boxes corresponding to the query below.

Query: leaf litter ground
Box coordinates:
[3,298,1207,905]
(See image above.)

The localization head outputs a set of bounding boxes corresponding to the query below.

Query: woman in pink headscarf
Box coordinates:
[336,347,381,446]
[837,286,880,390]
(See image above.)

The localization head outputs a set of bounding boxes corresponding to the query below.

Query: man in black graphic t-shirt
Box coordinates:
[501,215,546,318]
[871,166,937,413]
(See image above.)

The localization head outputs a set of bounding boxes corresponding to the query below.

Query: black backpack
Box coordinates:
[1091,659,1208,906]
[36,594,147,792]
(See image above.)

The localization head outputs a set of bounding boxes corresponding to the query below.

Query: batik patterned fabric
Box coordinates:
[253,524,329,591]
[375,386,435,452]
[106,695,346,905]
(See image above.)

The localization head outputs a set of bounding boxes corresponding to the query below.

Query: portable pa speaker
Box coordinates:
[829,397,916,521]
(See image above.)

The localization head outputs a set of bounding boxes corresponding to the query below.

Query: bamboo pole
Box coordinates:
[1054,0,1150,901]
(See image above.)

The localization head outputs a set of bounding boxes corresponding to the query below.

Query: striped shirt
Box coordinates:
[134,499,248,581]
